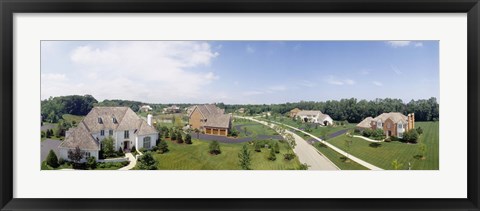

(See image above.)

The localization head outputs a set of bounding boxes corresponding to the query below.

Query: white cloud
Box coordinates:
[414,42,424,47]
[41,73,67,81]
[300,80,316,88]
[373,81,383,86]
[386,41,411,48]
[246,45,255,53]
[326,76,355,86]
[42,41,221,102]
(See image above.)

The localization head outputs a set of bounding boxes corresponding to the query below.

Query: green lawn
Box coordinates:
[326,121,439,170]
[313,143,368,170]
[62,114,84,124]
[233,119,279,138]
[151,139,303,170]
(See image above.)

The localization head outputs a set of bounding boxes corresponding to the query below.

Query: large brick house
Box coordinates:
[188,104,232,136]
[356,112,415,138]
[58,107,158,162]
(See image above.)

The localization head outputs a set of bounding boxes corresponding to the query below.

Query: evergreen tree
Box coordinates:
[158,140,169,154]
[137,152,157,170]
[185,134,192,144]
[268,148,277,161]
[86,156,97,169]
[176,131,184,144]
[209,141,221,155]
[238,144,251,170]
[46,149,59,168]
[273,142,280,154]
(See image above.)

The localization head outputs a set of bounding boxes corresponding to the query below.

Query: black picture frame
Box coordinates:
[1,0,479,210]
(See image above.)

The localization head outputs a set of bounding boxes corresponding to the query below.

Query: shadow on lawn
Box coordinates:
[369,143,382,148]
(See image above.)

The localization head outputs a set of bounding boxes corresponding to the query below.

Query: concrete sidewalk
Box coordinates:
[119,153,136,170]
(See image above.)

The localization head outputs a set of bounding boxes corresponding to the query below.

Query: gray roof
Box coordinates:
[356,117,373,128]
[59,121,100,150]
[372,112,408,123]
[192,104,231,129]
[297,110,322,116]
[59,107,158,151]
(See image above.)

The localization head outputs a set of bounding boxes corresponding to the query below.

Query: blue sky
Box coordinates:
[41,40,439,104]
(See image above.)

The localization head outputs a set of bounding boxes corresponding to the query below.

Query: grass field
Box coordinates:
[62,114,84,124]
[233,119,279,138]
[152,139,303,170]
[313,143,368,170]
[326,121,439,170]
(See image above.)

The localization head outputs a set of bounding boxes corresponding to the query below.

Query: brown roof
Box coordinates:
[59,121,100,150]
[191,104,231,129]
[373,112,408,123]
[290,108,301,113]
[136,120,158,135]
[356,117,373,128]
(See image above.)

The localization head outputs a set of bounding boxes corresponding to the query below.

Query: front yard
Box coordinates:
[326,121,439,170]
[150,138,303,170]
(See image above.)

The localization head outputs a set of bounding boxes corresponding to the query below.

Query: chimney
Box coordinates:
[412,113,415,129]
[147,114,153,126]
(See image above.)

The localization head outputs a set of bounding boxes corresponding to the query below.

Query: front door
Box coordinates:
[124,141,129,151]
[387,131,392,137]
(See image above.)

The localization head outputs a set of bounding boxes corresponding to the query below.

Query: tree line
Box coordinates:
[222,97,439,123]
[42,95,439,124]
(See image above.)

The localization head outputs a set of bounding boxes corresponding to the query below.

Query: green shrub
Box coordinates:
[268,149,276,161]
[284,153,296,161]
[208,141,221,155]
[184,134,192,144]
[171,132,177,141]
[158,140,169,154]
[46,150,59,168]
[86,156,97,169]
[403,129,419,143]
[176,132,184,144]
[139,148,147,153]
[117,147,124,156]
[254,142,261,152]
[121,161,130,166]
[137,152,157,170]
[273,142,280,154]
[131,146,136,153]
[416,127,423,135]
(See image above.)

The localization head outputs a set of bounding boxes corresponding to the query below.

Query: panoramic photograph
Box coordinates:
[40,40,439,170]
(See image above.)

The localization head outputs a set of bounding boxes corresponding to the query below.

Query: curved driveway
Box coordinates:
[236,116,339,170]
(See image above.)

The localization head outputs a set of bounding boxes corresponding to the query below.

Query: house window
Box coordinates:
[387,123,391,129]
[124,130,129,139]
[98,117,103,124]
[109,130,113,136]
[398,132,404,138]
[85,152,91,158]
[398,123,403,129]
[143,136,151,148]
[100,130,105,136]
[113,117,118,124]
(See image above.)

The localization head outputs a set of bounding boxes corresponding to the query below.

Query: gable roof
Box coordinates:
[191,104,231,129]
[356,117,374,128]
[297,110,322,116]
[290,108,301,113]
[372,112,408,123]
[60,107,158,151]
[59,121,100,150]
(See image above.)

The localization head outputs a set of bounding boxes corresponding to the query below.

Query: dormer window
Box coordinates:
[112,117,118,124]
[98,117,103,124]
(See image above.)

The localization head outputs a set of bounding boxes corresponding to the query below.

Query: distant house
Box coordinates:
[58,107,158,162]
[163,105,181,114]
[188,104,232,136]
[289,108,301,118]
[296,110,333,125]
[237,108,245,114]
[356,112,415,138]
[139,105,152,112]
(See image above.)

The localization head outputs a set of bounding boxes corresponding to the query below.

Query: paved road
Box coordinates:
[236,116,339,170]
[40,139,62,162]
[189,132,283,144]
[270,120,384,170]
